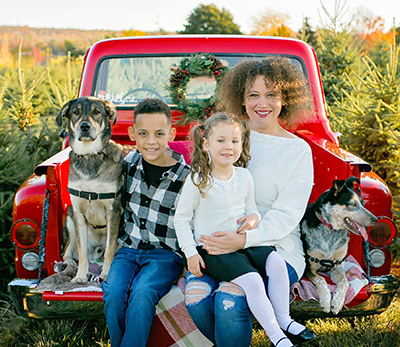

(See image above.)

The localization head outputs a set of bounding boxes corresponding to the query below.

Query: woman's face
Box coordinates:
[243,75,283,134]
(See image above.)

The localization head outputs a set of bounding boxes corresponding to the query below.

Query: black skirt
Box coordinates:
[196,245,275,282]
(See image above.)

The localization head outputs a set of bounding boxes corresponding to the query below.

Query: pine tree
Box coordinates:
[314,1,362,139]
[335,40,400,195]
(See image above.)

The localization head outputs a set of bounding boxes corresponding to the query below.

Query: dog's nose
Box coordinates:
[80,122,91,132]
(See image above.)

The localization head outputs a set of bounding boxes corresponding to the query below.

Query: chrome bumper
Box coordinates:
[8,275,399,320]
[8,279,104,320]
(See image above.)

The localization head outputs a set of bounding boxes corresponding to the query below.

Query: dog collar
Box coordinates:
[315,211,333,229]
[306,254,347,269]
[68,187,122,202]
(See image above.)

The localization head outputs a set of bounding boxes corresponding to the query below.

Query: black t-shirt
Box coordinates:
[142,159,174,187]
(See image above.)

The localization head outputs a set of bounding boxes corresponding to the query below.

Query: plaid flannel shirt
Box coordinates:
[119,148,190,252]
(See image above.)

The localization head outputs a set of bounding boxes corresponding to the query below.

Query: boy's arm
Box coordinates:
[174,177,201,259]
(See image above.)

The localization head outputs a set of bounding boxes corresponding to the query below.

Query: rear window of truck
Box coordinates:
[94,55,305,107]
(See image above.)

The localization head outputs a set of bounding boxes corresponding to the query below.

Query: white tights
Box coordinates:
[231,251,304,347]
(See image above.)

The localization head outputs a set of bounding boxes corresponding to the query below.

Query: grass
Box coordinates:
[2,266,400,346]
[1,291,400,347]
[252,291,400,346]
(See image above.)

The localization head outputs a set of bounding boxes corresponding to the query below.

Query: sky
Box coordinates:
[0,0,399,34]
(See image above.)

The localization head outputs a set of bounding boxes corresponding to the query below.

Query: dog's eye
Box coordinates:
[73,108,80,115]
[93,108,100,114]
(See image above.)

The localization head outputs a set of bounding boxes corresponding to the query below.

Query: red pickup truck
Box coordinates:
[8,35,399,330]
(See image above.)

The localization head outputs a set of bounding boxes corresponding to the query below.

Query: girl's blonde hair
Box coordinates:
[190,112,251,197]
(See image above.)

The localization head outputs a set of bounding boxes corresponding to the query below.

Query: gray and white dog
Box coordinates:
[300,176,376,314]
[56,96,123,283]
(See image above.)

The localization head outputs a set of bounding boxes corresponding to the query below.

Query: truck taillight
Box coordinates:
[368,217,396,249]
[21,252,40,271]
[10,219,40,250]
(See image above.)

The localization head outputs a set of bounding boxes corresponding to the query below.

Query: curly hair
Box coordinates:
[190,113,251,198]
[217,57,312,123]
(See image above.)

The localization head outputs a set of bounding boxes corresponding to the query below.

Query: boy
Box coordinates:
[102,98,190,347]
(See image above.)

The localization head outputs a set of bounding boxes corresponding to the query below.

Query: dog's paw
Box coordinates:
[63,258,77,267]
[71,276,88,284]
[99,269,109,281]
[319,296,331,313]
[331,293,345,315]
[314,279,332,313]
[71,272,90,283]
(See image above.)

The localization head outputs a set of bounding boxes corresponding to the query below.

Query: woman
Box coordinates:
[184,57,315,347]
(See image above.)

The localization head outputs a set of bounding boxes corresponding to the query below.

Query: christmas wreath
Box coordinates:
[166,54,230,124]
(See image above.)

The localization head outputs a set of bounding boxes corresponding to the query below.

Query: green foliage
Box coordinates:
[298,17,318,48]
[0,40,82,298]
[8,38,47,131]
[335,44,400,195]
[64,40,87,58]
[181,4,242,35]
[315,17,361,109]
[46,51,80,113]
[166,54,230,124]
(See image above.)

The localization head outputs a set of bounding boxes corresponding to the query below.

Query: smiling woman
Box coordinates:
[244,75,284,135]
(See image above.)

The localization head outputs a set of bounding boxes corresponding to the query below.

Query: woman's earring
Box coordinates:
[207,151,212,164]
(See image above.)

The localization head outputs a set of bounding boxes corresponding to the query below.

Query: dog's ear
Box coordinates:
[332,179,346,196]
[56,99,76,127]
[346,176,360,190]
[102,100,117,125]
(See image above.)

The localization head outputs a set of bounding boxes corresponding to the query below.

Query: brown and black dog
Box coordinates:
[56,96,124,283]
[301,176,376,314]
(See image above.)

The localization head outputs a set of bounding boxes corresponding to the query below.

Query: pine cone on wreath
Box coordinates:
[170,70,184,87]
[208,56,223,70]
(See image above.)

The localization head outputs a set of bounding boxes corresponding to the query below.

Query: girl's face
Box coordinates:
[203,123,242,170]
[244,75,283,134]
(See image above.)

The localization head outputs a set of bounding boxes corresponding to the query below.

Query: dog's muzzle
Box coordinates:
[77,122,97,141]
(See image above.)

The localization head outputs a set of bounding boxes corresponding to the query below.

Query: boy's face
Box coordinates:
[128,113,176,166]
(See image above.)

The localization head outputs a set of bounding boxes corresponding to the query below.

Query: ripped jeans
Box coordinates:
[185,263,298,347]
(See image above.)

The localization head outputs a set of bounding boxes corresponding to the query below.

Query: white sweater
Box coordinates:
[246,130,314,278]
[174,167,261,259]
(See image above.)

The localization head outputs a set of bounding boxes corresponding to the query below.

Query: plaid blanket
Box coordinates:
[148,277,213,347]
[290,255,370,306]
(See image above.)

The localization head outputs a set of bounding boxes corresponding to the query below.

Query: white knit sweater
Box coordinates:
[246,130,314,278]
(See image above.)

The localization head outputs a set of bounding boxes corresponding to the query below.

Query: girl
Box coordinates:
[174,113,306,347]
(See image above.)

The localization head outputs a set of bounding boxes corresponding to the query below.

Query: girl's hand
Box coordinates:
[236,213,259,234]
[200,232,246,255]
[187,254,206,277]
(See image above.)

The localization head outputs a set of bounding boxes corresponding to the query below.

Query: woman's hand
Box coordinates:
[200,232,246,255]
[187,254,206,277]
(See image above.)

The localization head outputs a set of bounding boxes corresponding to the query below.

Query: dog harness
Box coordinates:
[67,187,122,202]
[306,254,347,269]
